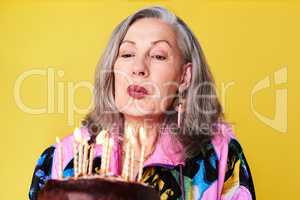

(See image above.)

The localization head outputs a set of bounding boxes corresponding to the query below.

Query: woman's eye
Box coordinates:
[120,53,134,58]
[151,55,167,61]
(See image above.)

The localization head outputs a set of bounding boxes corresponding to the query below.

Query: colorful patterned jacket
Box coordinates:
[29,123,255,200]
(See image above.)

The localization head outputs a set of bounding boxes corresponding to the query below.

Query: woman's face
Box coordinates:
[113,18,191,121]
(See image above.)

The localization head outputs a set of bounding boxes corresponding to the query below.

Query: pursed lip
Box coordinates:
[127,84,149,99]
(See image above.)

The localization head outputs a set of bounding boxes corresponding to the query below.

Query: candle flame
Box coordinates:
[96,129,108,145]
[126,125,137,145]
[139,126,146,141]
[73,128,82,142]
[84,138,89,145]
[56,137,61,144]
[109,138,114,146]
[126,126,133,139]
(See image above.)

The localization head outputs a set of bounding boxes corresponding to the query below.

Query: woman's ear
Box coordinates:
[179,62,192,91]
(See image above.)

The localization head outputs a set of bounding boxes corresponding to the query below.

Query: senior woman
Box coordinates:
[29,6,255,200]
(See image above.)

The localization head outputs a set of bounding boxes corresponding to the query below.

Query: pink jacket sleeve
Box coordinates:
[212,123,256,200]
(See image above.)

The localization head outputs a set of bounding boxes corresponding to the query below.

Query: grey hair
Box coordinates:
[84,6,224,158]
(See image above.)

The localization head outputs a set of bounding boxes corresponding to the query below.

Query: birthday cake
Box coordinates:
[37,177,160,200]
[37,126,159,200]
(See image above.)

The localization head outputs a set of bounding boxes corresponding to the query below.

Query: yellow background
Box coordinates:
[0,0,299,199]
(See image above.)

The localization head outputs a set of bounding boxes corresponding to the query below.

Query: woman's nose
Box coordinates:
[131,56,149,77]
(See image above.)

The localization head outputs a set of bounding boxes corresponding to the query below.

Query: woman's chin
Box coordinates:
[122,110,154,117]
[120,107,164,120]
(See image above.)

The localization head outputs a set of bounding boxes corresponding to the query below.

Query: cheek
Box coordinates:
[113,60,132,97]
[152,71,180,110]
[114,72,130,109]
[158,82,179,110]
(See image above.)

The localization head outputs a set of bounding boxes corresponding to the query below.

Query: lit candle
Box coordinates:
[137,127,146,182]
[100,142,106,175]
[73,128,82,177]
[122,126,132,181]
[74,128,83,176]
[129,128,136,181]
[105,138,114,174]
[72,140,78,177]
[56,137,63,179]
[96,130,104,175]
[96,130,106,145]
[122,141,130,181]
[98,130,108,175]
[130,144,134,181]
[82,139,89,176]
[78,143,83,175]
[88,144,94,175]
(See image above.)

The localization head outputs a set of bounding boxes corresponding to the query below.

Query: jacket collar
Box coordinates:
[143,125,185,167]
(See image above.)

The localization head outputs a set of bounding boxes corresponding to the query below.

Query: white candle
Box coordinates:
[105,138,114,174]
[74,128,83,176]
[73,141,78,177]
[99,130,109,175]
[82,139,89,175]
[130,145,134,181]
[96,130,107,175]
[122,126,133,181]
[122,141,130,180]
[129,128,137,181]
[56,137,63,179]
[78,141,83,175]
[88,144,94,175]
[96,130,107,144]
[100,142,106,174]
[137,145,145,182]
[137,127,146,182]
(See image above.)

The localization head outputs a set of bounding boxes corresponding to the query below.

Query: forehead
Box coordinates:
[123,18,178,46]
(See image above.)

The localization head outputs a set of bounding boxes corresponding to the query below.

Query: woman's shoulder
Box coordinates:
[210,122,241,160]
[33,145,56,170]
[29,145,56,200]
[211,122,256,199]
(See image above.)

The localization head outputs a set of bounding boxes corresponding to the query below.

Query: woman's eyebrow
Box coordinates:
[121,40,135,45]
[120,39,172,48]
[151,40,173,48]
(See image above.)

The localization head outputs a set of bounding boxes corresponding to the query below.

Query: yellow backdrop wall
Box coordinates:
[0,0,299,199]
